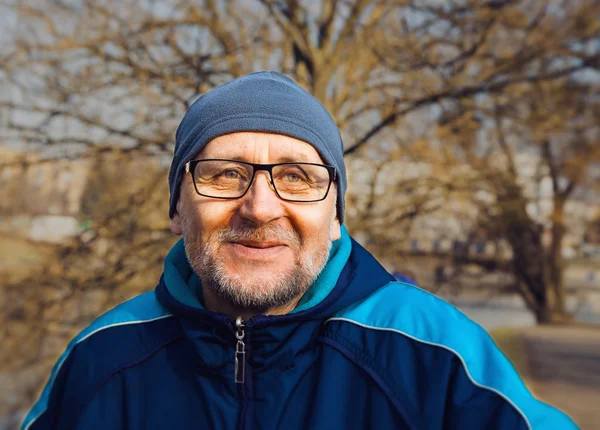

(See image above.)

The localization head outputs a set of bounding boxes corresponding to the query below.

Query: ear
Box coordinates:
[331,217,341,241]
[170,200,183,235]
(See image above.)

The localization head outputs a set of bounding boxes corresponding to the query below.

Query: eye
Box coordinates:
[285,172,302,182]
[221,169,241,179]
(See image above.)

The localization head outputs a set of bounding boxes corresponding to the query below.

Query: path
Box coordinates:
[521,326,600,429]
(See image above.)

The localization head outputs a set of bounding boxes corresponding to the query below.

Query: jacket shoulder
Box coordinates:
[325,281,577,430]
[22,291,175,430]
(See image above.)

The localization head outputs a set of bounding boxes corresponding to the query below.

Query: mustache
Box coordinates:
[217,223,301,247]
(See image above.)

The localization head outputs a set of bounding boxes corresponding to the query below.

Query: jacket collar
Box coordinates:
[155,228,396,376]
[157,225,397,323]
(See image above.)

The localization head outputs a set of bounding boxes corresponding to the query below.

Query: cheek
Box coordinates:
[191,201,239,236]
[179,200,206,240]
[294,207,336,244]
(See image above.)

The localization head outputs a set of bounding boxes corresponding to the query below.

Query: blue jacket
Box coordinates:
[23,228,577,429]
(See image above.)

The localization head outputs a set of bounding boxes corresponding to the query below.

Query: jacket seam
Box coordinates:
[75,334,185,426]
[22,313,174,430]
[325,317,533,430]
[316,334,424,430]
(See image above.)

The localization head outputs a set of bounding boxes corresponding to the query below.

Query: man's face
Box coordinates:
[171,132,341,313]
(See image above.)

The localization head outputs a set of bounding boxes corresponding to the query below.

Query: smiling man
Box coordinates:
[23,72,576,430]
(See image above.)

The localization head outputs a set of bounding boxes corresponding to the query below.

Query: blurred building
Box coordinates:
[0,147,169,244]
[0,147,91,242]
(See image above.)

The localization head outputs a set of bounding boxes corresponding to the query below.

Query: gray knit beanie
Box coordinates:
[168,71,347,222]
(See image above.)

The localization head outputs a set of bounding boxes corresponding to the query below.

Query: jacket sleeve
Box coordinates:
[22,347,126,430]
[438,329,579,430]
[330,281,579,430]
[21,346,84,430]
[22,292,170,429]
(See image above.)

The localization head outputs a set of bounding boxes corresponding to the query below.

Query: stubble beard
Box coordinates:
[181,219,333,314]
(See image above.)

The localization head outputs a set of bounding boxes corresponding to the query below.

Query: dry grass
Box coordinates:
[489,327,532,384]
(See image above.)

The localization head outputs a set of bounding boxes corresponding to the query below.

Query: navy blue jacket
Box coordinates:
[23,229,577,429]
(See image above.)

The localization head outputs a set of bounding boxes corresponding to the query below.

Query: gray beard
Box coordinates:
[183,223,332,313]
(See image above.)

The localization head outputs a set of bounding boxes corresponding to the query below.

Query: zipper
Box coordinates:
[234,316,246,384]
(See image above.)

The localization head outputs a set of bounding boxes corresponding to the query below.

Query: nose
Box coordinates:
[237,171,285,226]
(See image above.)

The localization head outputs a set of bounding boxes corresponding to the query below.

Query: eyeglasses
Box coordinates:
[185,159,336,202]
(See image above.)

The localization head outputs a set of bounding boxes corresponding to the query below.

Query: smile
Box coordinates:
[227,242,290,259]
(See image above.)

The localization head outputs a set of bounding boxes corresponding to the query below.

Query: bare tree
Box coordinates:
[1,0,599,425]
[426,71,599,323]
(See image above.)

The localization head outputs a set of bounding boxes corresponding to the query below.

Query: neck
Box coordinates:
[202,288,302,321]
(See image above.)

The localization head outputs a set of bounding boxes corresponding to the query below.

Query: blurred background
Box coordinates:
[0,0,599,428]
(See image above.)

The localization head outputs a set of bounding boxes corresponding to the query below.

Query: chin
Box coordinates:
[184,237,328,310]
[228,256,292,271]
[206,258,313,308]
[221,264,291,286]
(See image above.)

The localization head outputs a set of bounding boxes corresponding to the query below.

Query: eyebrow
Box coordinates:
[273,154,313,163]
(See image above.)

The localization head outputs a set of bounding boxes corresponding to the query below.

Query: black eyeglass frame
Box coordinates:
[185,158,337,202]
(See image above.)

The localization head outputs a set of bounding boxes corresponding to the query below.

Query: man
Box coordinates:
[23,72,576,429]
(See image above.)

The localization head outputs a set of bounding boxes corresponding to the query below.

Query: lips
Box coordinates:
[233,240,286,249]
[226,241,290,260]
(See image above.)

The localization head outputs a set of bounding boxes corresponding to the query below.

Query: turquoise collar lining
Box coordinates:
[290,226,351,313]
[163,239,204,309]
[163,226,352,313]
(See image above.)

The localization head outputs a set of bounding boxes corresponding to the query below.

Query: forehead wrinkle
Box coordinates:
[266,133,325,164]
[200,132,325,164]
[199,132,261,159]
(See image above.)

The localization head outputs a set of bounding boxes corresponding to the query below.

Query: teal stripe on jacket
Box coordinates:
[328,281,578,430]
[21,292,172,430]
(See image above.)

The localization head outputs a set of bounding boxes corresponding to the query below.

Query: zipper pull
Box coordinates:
[234,316,245,384]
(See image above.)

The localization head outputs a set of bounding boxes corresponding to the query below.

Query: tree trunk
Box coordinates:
[548,196,567,317]
[532,304,574,324]
[533,306,555,324]
[499,183,571,324]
